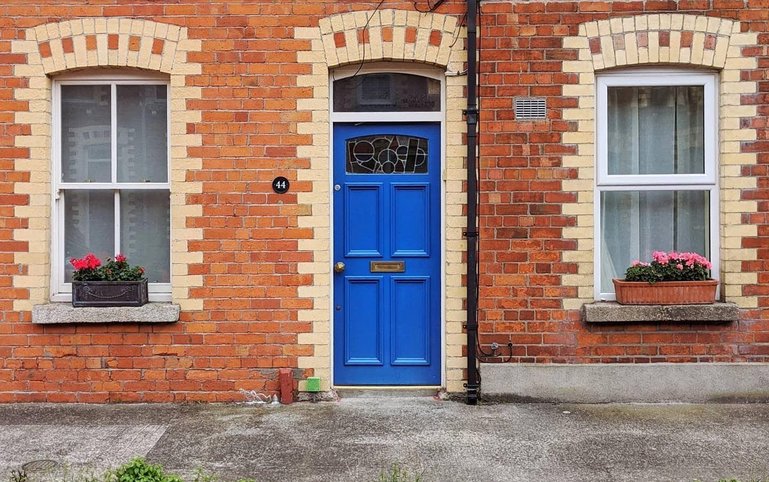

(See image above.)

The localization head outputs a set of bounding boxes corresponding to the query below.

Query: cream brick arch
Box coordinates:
[23,18,185,74]
[10,18,204,311]
[318,9,459,68]
[582,14,737,70]
[293,9,468,392]
[559,13,760,310]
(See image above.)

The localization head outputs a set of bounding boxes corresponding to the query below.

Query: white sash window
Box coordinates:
[595,70,719,300]
[52,72,171,301]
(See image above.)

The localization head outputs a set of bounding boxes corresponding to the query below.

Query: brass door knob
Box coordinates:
[334,262,346,273]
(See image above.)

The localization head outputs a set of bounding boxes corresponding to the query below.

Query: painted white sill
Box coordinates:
[32,303,180,324]
[582,302,739,323]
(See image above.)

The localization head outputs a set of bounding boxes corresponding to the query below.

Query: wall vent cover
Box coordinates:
[514,97,547,120]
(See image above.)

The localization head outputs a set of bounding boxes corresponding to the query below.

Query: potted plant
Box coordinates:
[70,253,148,307]
[613,251,717,305]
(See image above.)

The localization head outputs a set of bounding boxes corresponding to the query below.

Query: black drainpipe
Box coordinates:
[464,0,480,405]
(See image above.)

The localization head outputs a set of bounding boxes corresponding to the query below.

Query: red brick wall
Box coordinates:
[2,0,769,402]
[477,0,769,364]
[0,1,465,402]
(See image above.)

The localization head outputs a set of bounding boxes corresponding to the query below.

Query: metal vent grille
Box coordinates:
[514,97,547,120]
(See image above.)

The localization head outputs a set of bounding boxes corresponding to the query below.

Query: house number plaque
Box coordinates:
[272,177,290,194]
[370,261,405,273]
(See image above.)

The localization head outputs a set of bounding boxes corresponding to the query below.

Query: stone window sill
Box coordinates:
[32,303,180,324]
[582,302,739,323]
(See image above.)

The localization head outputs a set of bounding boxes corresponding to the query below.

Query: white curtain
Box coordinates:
[120,190,171,283]
[64,190,115,282]
[61,84,170,284]
[117,85,168,183]
[61,85,111,183]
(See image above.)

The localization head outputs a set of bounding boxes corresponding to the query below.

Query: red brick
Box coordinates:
[128,35,141,52]
[429,29,442,47]
[38,41,51,58]
[405,27,417,44]
[382,27,393,42]
[85,35,97,51]
[333,31,345,48]
[589,37,601,54]
[351,28,366,45]
[704,34,717,50]
[0,0,767,404]
[659,31,670,47]
[681,31,694,47]
[152,38,165,55]
[61,37,74,54]
[107,34,119,50]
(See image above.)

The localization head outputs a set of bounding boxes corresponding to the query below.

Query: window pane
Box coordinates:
[346,135,428,174]
[64,190,115,282]
[117,85,168,183]
[334,73,440,112]
[120,190,170,283]
[607,86,704,175]
[61,85,111,182]
[600,190,709,293]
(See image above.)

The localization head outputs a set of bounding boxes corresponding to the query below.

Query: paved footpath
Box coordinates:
[1,398,769,481]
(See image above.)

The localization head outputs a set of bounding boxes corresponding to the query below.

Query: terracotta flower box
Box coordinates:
[612,279,718,305]
[72,280,149,307]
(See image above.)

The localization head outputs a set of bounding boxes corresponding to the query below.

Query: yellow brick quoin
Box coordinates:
[296,9,467,392]
[10,18,204,312]
[561,13,759,309]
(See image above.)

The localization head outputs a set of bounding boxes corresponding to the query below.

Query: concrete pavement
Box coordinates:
[2,397,769,481]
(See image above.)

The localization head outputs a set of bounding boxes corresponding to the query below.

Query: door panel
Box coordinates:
[391,184,431,257]
[345,277,384,365]
[333,122,441,386]
[391,277,430,366]
[345,184,383,257]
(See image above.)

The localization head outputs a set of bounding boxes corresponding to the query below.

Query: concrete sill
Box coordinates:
[32,303,180,324]
[582,302,739,323]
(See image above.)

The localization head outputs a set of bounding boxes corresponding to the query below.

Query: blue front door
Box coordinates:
[333,123,441,385]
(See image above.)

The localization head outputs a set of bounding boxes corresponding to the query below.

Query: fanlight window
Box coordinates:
[334,73,440,112]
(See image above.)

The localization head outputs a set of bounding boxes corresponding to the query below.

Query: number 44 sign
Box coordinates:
[272,176,290,194]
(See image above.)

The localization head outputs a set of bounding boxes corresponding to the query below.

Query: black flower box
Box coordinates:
[72,280,149,307]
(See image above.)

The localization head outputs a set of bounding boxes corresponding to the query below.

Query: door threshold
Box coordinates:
[334,386,442,398]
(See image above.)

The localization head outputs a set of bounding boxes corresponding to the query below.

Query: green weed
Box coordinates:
[106,458,182,482]
[378,463,423,482]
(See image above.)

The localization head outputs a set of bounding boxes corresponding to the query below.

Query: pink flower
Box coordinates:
[115,253,126,263]
[652,251,669,265]
[632,260,640,267]
[676,263,684,270]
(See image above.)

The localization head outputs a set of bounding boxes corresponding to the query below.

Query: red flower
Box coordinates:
[84,253,101,269]
[70,258,86,270]
[115,253,126,263]
[70,253,101,271]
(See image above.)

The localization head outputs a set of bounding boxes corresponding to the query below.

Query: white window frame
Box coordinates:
[51,71,171,302]
[594,69,720,301]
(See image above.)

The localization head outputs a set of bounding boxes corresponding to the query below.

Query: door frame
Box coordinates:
[329,62,446,387]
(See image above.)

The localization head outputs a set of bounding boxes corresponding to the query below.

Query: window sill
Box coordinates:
[582,302,739,323]
[32,303,180,325]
